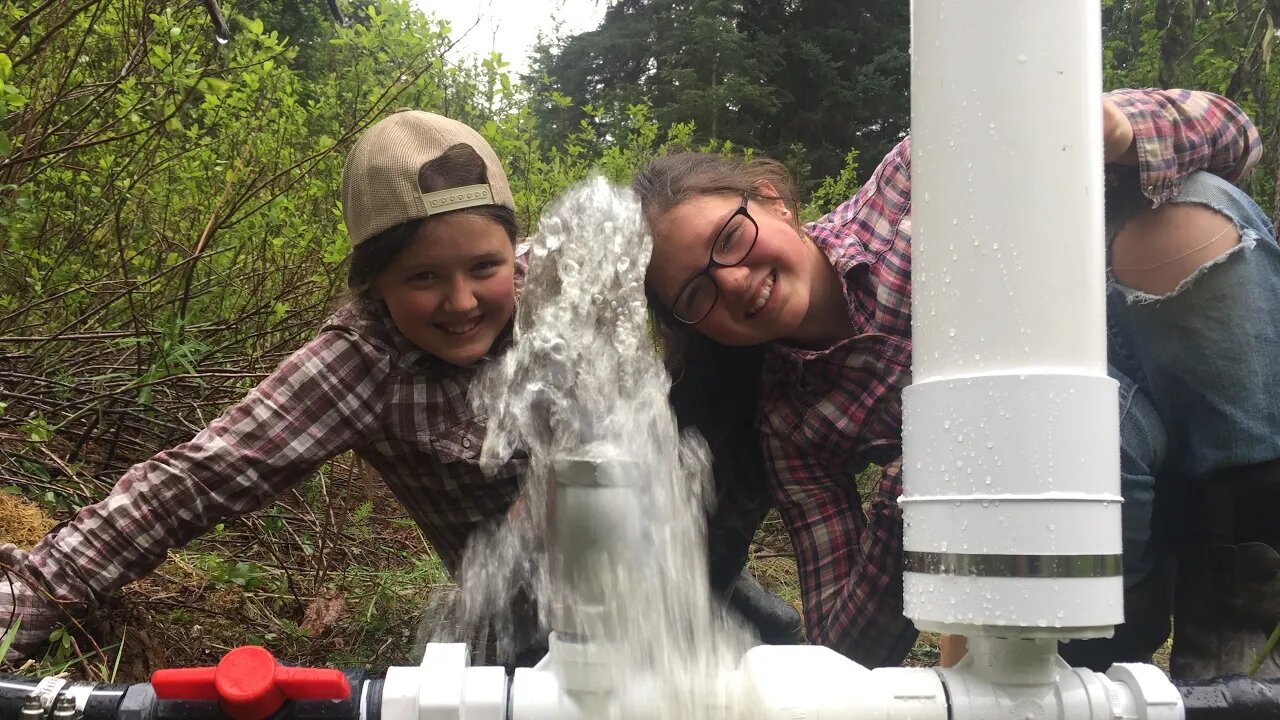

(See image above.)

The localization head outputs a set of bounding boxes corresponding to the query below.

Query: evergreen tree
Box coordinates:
[528,0,909,192]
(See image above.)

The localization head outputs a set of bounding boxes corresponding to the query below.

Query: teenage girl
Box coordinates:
[0,111,533,661]
[637,88,1280,676]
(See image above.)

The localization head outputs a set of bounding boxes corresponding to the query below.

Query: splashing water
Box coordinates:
[458,176,755,716]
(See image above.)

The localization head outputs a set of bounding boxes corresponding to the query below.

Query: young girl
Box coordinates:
[0,110,797,665]
[637,88,1280,677]
[0,111,527,661]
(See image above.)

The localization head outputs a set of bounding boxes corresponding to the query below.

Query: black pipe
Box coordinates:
[80,684,129,720]
[0,673,42,718]
[0,671,380,720]
[1178,675,1280,719]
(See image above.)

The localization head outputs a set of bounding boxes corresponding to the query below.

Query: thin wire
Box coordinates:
[1111,221,1237,271]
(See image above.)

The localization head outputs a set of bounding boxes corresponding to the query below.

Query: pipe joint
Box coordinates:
[938,639,1181,720]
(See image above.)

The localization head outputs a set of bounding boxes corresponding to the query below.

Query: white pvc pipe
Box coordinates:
[909,1,1107,376]
[902,0,1123,636]
[386,642,1183,720]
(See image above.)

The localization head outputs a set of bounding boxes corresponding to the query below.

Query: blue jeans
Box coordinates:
[1107,171,1280,587]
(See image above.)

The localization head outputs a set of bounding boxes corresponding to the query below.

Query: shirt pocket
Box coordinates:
[430,417,486,464]
[774,332,911,457]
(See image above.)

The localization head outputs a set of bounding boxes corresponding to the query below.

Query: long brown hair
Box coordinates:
[632,153,802,235]
[634,154,775,581]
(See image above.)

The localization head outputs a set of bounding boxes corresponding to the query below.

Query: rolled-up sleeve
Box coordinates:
[1107,88,1262,203]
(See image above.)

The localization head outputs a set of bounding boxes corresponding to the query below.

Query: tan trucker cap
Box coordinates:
[340,110,515,246]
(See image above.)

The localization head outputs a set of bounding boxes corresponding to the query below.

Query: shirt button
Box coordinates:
[462,437,472,449]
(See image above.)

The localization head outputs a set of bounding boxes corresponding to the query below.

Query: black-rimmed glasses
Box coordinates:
[671,193,759,324]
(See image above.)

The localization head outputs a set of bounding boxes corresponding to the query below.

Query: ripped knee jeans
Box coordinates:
[1105,170,1280,586]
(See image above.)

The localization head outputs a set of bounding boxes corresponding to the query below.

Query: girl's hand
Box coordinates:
[1103,97,1138,165]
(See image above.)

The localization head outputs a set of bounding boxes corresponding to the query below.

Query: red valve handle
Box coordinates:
[151,645,350,720]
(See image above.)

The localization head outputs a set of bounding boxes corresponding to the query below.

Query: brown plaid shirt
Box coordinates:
[2,299,526,659]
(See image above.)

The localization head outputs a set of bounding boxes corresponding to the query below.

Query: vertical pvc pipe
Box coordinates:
[902,1,1122,637]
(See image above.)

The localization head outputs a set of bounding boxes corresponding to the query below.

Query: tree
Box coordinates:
[528,0,909,193]
[741,0,909,188]
[1101,0,1280,225]
[528,1,777,154]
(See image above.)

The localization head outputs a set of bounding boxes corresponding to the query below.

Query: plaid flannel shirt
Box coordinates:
[2,282,527,660]
[757,88,1261,667]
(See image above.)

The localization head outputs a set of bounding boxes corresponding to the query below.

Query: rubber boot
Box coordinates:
[1058,554,1174,671]
[1170,462,1280,680]
[1171,542,1280,679]
[725,569,805,645]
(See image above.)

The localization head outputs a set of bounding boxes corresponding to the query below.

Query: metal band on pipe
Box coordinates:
[904,551,1122,578]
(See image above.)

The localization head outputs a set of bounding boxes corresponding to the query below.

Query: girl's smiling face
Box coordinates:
[647,191,816,347]
[373,212,517,366]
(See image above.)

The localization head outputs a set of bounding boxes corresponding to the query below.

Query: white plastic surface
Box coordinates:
[736,645,947,720]
[902,373,1123,633]
[904,576,1121,638]
[1106,664,1185,720]
[548,632,614,694]
[902,375,1120,502]
[905,0,1121,637]
[509,666,605,720]
[419,644,469,720]
[460,667,509,720]
[491,648,1184,720]
[937,639,1183,720]
[379,644,510,720]
[382,665,424,720]
[910,0,1107,379]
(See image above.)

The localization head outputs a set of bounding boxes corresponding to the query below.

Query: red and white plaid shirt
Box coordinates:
[758,88,1261,667]
[2,298,526,659]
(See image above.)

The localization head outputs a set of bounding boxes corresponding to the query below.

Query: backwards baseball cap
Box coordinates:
[340,110,516,247]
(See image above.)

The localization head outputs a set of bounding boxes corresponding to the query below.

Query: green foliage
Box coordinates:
[25,629,127,681]
[1254,620,1280,676]
[19,412,51,443]
[350,499,375,539]
[344,553,448,623]
[0,0,560,479]
[0,52,21,156]
[528,0,908,192]
[801,149,860,222]
[1102,0,1280,214]
[46,627,76,661]
[8,0,1280,678]
[193,554,278,591]
[0,618,18,660]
